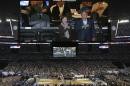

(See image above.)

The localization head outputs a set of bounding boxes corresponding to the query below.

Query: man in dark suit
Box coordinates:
[29,1,50,28]
[75,9,96,42]
[51,1,70,20]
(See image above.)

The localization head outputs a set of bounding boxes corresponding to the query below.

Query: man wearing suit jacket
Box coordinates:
[51,1,69,20]
[75,9,96,42]
[29,1,50,28]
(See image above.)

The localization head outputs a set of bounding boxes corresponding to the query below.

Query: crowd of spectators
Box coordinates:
[0,60,130,86]
[3,61,117,76]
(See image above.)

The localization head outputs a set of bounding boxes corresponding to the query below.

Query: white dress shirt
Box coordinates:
[83,19,88,25]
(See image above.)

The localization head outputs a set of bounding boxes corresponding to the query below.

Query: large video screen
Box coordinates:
[52,42,77,58]
[19,0,110,43]
[53,47,76,57]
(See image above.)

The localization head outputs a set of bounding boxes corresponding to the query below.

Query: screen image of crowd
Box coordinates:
[0,60,130,86]
[20,0,110,42]
[53,47,76,57]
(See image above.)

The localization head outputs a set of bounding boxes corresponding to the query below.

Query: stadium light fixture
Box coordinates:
[99,45,109,53]
[118,19,130,24]
[0,19,2,23]
[102,26,108,30]
[11,19,18,22]
[10,45,21,49]
[108,19,111,23]
[6,18,11,22]
[99,45,109,49]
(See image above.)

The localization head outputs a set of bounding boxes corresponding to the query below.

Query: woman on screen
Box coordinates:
[58,16,71,41]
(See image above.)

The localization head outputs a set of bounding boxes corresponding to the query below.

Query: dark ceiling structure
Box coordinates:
[109,0,130,19]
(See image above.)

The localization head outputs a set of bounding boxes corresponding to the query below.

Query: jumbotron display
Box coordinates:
[53,47,76,57]
[19,0,110,43]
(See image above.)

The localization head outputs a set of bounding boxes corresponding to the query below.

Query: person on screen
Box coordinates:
[20,5,30,27]
[75,8,96,42]
[51,1,69,20]
[29,0,50,28]
[58,16,71,41]
[91,0,108,17]
[30,0,50,15]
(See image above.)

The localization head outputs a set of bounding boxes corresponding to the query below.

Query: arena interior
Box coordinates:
[0,0,130,86]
